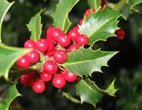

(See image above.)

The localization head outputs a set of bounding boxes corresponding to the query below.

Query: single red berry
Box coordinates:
[52,74,66,89]
[24,40,36,48]
[48,28,64,42]
[115,29,126,40]
[17,56,30,68]
[36,38,48,52]
[76,34,89,46]
[26,50,40,63]
[32,80,45,93]
[53,50,67,63]
[57,34,71,47]
[84,8,95,17]
[20,72,37,86]
[79,18,84,25]
[45,49,56,58]
[40,72,52,82]
[46,26,56,38]
[68,44,80,53]
[62,70,77,82]
[46,40,54,52]
[43,60,58,74]
[68,29,80,41]
[73,26,79,31]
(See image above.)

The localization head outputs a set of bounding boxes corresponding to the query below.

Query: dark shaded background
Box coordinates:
[2,0,142,110]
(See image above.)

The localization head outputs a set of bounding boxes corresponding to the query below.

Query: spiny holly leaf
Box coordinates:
[75,78,117,107]
[104,79,118,96]
[129,0,142,9]
[62,47,117,76]
[75,79,103,107]
[52,0,79,33]
[0,0,14,42]
[0,84,20,110]
[0,44,30,80]
[88,0,101,11]
[27,10,42,41]
[79,8,121,46]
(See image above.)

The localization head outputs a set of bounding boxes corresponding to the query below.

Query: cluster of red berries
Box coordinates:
[16,18,89,93]
[16,8,125,94]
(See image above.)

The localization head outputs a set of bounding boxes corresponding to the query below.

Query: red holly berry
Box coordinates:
[68,29,80,41]
[17,56,30,68]
[36,38,48,52]
[24,40,36,48]
[53,50,67,63]
[48,28,64,42]
[43,60,58,74]
[45,49,56,58]
[32,80,45,93]
[76,34,89,46]
[115,29,126,40]
[46,26,56,38]
[84,8,95,17]
[40,72,52,82]
[52,74,66,89]
[73,26,79,31]
[62,70,77,82]
[20,72,37,86]
[26,50,40,63]
[57,34,71,47]
[79,18,84,25]
[68,44,80,53]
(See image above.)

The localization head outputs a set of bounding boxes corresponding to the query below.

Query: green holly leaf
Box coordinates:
[104,79,118,96]
[0,84,20,110]
[87,0,101,11]
[79,8,121,45]
[129,0,142,9]
[62,47,117,76]
[0,44,30,80]
[0,0,14,42]
[27,10,42,41]
[52,0,79,33]
[75,79,103,107]
[75,78,117,107]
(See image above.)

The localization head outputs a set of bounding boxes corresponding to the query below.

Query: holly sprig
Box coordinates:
[0,0,142,110]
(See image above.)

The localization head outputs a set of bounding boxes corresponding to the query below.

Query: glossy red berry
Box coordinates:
[62,70,77,82]
[45,49,56,58]
[76,34,89,46]
[53,50,67,63]
[73,26,79,31]
[20,72,37,86]
[115,29,126,40]
[79,18,84,25]
[46,40,54,52]
[27,50,40,63]
[32,80,45,93]
[43,60,58,74]
[24,40,36,48]
[68,44,80,53]
[84,8,95,17]
[40,72,52,82]
[48,28,64,42]
[57,34,71,47]
[36,38,48,52]
[52,74,66,89]
[46,26,56,38]
[17,56,30,68]
[68,29,80,41]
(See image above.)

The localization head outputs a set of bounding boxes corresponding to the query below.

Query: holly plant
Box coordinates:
[0,0,142,110]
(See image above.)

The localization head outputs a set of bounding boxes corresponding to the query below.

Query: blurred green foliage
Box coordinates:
[1,0,142,110]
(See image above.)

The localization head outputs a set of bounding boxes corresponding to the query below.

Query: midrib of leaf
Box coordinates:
[63,51,115,66]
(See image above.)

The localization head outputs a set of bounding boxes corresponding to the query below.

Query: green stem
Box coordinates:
[113,0,128,11]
